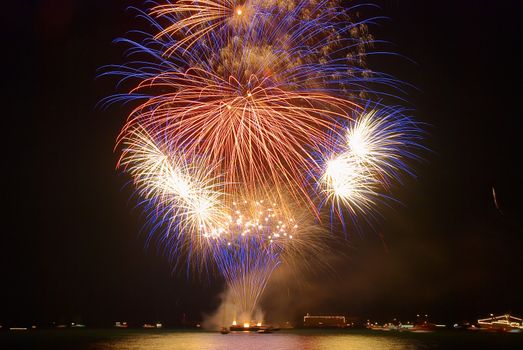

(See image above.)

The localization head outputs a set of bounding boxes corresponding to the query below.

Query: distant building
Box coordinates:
[303,314,346,328]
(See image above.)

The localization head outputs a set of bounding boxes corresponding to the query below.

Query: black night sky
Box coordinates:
[3,1,522,327]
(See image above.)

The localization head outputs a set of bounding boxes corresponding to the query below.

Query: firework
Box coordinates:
[321,153,379,217]
[207,199,326,322]
[319,107,422,222]
[151,0,253,55]
[119,68,359,216]
[105,0,391,218]
[118,126,227,268]
[119,128,325,312]
[106,0,424,325]
[345,108,423,184]
[211,200,296,319]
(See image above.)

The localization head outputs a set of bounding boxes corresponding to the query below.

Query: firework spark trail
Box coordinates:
[213,235,280,319]
[151,0,260,55]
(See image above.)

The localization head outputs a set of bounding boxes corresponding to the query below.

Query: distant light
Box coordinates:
[243,323,250,328]
[232,320,237,326]
[257,322,262,327]
[237,8,243,16]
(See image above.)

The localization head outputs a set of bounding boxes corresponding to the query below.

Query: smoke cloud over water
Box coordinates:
[202,288,265,330]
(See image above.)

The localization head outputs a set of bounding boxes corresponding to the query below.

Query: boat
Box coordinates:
[477,314,523,333]
[229,322,279,332]
[220,327,230,334]
[230,324,261,331]
[229,321,262,332]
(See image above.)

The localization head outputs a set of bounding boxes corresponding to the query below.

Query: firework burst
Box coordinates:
[105,0,424,324]
[319,107,423,223]
[118,126,227,267]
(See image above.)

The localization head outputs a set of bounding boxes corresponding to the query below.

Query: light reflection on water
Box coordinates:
[91,332,425,350]
[3,329,521,350]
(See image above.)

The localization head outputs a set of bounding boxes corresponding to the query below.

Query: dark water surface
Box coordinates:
[1,329,522,350]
